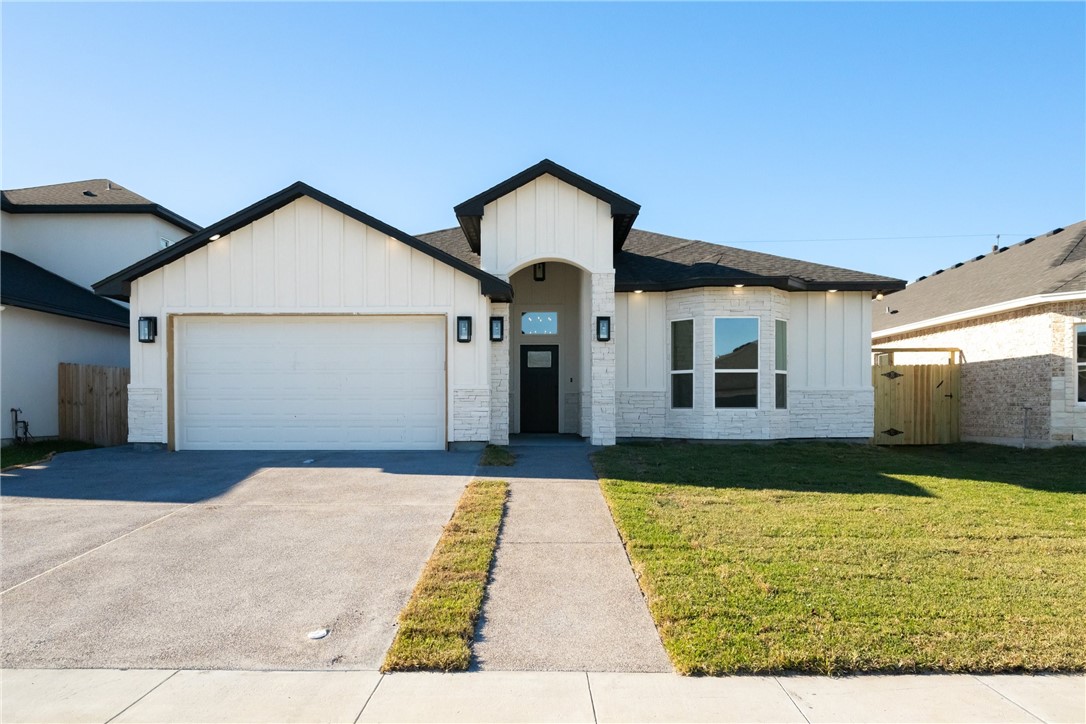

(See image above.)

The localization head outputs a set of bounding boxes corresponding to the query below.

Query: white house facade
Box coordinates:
[1,180,197,443]
[95,161,903,451]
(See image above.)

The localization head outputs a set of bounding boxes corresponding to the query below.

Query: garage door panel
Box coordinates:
[176,316,446,451]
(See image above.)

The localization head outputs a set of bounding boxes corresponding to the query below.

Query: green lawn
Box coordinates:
[382,479,508,672]
[478,444,516,467]
[1,440,98,470]
[594,442,1086,675]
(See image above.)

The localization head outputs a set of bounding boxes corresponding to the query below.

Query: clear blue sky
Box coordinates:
[3,2,1083,283]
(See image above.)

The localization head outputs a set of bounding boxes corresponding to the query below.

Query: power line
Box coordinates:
[721,233,1032,244]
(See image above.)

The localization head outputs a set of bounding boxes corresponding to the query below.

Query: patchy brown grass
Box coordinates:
[382,479,508,671]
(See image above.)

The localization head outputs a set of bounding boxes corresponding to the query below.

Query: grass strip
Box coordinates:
[382,478,508,671]
[479,444,515,466]
[1,440,98,471]
[595,442,1086,675]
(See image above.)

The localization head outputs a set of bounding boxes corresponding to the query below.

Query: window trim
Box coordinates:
[669,317,695,410]
[775,319,788,410]
[713,316,760,410]
[1076,322,1086,405]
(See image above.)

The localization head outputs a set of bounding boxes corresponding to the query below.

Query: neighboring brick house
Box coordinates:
[873,222,1086,447]
[94,160,904,451]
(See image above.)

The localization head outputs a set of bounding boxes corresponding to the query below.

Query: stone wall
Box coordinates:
[658,287,792,440]
[451,388,490,442]
[875,301,1086,445]
[789,388,874,438]
[127,387,164,443]
[488,303,510,445]
[589,272,617,445]
[616,391,667,437]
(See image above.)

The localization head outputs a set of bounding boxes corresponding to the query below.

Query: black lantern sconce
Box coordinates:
[456,316,472,343]
[489,316,505,342]
[532,263,546,282]
[138,316,158,343]
[596,316,612,342]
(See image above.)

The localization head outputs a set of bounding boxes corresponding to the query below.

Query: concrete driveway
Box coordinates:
[1,447,476,670]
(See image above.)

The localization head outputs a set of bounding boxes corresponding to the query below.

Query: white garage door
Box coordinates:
[175,316,445,451]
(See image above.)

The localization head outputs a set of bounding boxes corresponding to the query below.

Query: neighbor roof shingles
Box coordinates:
[415,227,904,292]
[2,179,200,232]
[872,221,1086,334]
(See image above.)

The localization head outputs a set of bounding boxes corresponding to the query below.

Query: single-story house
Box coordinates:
[1,180,198,444]
[94,160,904,451]
[872,221,1086,446]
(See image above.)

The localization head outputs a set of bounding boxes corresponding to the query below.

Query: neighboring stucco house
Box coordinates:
[1,180,198,443]
[94,160,903,451]
[872,221,1086,446]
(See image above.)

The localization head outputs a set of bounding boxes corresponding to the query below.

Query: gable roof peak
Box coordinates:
[453,159,641,254]
[92,181,512,303]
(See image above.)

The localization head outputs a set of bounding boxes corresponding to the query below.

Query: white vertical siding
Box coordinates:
[790,292,870,389]
[615,292,666,392]
[129,197,491,443]
[480,174,614,276]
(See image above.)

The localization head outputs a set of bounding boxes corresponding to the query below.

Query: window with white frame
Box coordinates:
[714,317,758,408]
[670,319,693,409]
[775,319,787,409]
[1077,323,1085,403]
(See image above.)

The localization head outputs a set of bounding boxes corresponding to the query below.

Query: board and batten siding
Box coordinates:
[128,196,490,445]
[789,291,872,389]
[615,291,667,392]
[614,289,874,440]
[480,174,615,276]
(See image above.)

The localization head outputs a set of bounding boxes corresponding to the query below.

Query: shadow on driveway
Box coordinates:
[1,446,480,503]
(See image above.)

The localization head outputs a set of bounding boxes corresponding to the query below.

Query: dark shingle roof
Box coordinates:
[2,251,128,327]
[2,179,200,233]
[415,227,904,293]
[872,221,1086,333]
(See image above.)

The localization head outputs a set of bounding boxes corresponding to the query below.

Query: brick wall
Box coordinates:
[875,301,1086,445]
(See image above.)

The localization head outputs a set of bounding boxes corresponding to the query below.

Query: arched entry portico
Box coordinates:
[508,261,588,435]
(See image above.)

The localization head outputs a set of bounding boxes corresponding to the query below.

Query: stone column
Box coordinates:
[590,272,617,445]
[488,302,510,445]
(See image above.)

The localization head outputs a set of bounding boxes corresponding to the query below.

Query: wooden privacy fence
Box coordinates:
[872,363,960,445]
[58,363,130,446]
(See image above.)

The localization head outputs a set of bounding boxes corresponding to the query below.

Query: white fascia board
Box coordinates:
[872,290,1086,340]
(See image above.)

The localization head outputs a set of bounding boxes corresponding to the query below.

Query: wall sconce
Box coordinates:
[489,316,504,342]
[596,316,611,342]
[138,316,158,343]
[456,316,472,343]
[533,263,546,282]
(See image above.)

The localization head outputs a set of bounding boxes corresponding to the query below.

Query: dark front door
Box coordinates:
[520,345,560,433]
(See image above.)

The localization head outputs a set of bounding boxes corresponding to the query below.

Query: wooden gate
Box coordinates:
[58,363,130,446]
[872,363,960,445]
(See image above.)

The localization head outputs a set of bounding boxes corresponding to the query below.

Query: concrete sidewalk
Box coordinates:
[472,437,671,672]
[2,668,1082,723]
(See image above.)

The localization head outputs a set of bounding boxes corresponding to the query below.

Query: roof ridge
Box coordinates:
[911,221,1086,283]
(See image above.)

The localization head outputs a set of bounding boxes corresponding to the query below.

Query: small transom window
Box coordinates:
[521,312,558,335]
